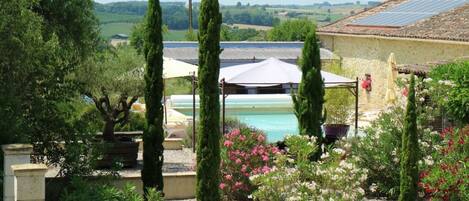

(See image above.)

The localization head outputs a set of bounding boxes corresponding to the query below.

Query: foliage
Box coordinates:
[268,19,316,41]
[420,126,469,201]
[79,45,144,141]
[220,25,262,41]
[428,61,469,124]
[61,177,163,201]
[196,0,223,199]
[323,64,354,125]
[0,0,101,178]
[251,136,368,200]
[220,128,279,200]
[185,29,198,41]
[399,74,419,201]
[130,21,168,55]
[142,0,165,194]
[292,27,324,160]
[222,8,279,26]
[353,85,443,199]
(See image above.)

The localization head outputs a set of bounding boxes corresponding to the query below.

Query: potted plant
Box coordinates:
[323,64,354,142]
[80,45,145,168]
[323,87,354,142]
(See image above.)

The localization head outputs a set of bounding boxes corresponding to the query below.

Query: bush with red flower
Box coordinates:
[419,126,469,201]
[220,127,279,200]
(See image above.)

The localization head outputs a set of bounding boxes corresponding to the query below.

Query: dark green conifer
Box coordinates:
[196,0,222,200]
[142,0,165,195]
[292,27,325,160]
[399,74,419,201]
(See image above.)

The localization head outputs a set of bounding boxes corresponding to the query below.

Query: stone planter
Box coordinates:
[96,140,139,168]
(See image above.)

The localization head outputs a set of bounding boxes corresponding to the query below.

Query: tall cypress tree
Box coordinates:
[196,0,222,200]
[399,74,419,201]
[292,28,325,160]
[142,0,165,194]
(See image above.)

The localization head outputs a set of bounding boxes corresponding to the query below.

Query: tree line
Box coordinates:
[95,1,279,30]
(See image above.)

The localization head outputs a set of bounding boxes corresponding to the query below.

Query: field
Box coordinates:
[164,30,190,41]
[100,22,135,38]
[231,24,272,31]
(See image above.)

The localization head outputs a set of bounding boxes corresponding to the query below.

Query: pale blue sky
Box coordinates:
[95,0,375,5]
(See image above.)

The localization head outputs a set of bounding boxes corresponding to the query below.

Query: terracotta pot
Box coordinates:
[96,139,139,168]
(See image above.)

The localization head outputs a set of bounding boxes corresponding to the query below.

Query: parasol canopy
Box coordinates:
[219,58,354,87]
[385,53,398,105]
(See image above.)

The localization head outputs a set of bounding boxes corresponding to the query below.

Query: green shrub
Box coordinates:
[60,177,163,201]
[429,61,469,124]
[251,136,368,200]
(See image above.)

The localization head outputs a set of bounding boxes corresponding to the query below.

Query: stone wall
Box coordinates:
[318,33,469,110]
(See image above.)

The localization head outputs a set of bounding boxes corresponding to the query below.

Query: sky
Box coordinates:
[94,0,373,5]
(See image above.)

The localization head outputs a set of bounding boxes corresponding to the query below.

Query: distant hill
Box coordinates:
[95,0,380,6]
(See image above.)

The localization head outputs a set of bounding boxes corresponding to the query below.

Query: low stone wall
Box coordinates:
[136,138,184,151]
[46,172,196,200]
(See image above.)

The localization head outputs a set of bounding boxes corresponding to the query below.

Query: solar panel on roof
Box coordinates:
[351,0,468,27]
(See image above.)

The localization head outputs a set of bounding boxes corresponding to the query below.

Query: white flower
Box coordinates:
[320,152,329,159]
[424,78,433,82]
[419,97,425,102]
[249,174,260,181]
[333,148,345,155]
[424,155,434,166]
[357,187,365,195]
[421,141,430,148]
[369,183,378,192]
[344,143,352,149]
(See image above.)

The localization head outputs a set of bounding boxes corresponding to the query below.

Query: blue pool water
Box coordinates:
[227,112,298,142]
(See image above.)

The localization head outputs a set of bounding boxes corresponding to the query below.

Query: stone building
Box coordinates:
[317,0,469,110]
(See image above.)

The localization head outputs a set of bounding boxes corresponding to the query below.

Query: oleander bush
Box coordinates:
[220,128,279,200]
[251,135,368,201]
[419,126,469,201]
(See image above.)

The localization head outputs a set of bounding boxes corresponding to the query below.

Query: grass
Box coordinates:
[96,11,143,24]
[100,22,135,38]
[164,30,190,41]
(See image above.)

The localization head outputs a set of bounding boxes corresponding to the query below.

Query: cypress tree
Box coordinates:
[399,74,419,201]
[142,0,165,195]
[196,0,222,200]
[292,28,325,160]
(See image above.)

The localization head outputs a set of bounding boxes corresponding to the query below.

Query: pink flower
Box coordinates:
[257,134,266,142]
[241,164,247,172]
[219,183,226,190]
[262,155,269,161]
[224,174,233,180]
[262,166,271,173]
[271,146,279,154]
[235,181,243,188]
[224,140,233,147]
[230,129,240,136]
[239,134,246,141]
[235,158,242,164]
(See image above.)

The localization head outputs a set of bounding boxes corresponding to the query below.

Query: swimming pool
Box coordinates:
[169,94,299,142]
[226,112,298,142]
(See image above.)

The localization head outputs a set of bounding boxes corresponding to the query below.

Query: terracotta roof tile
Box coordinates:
[318,0,469,42]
